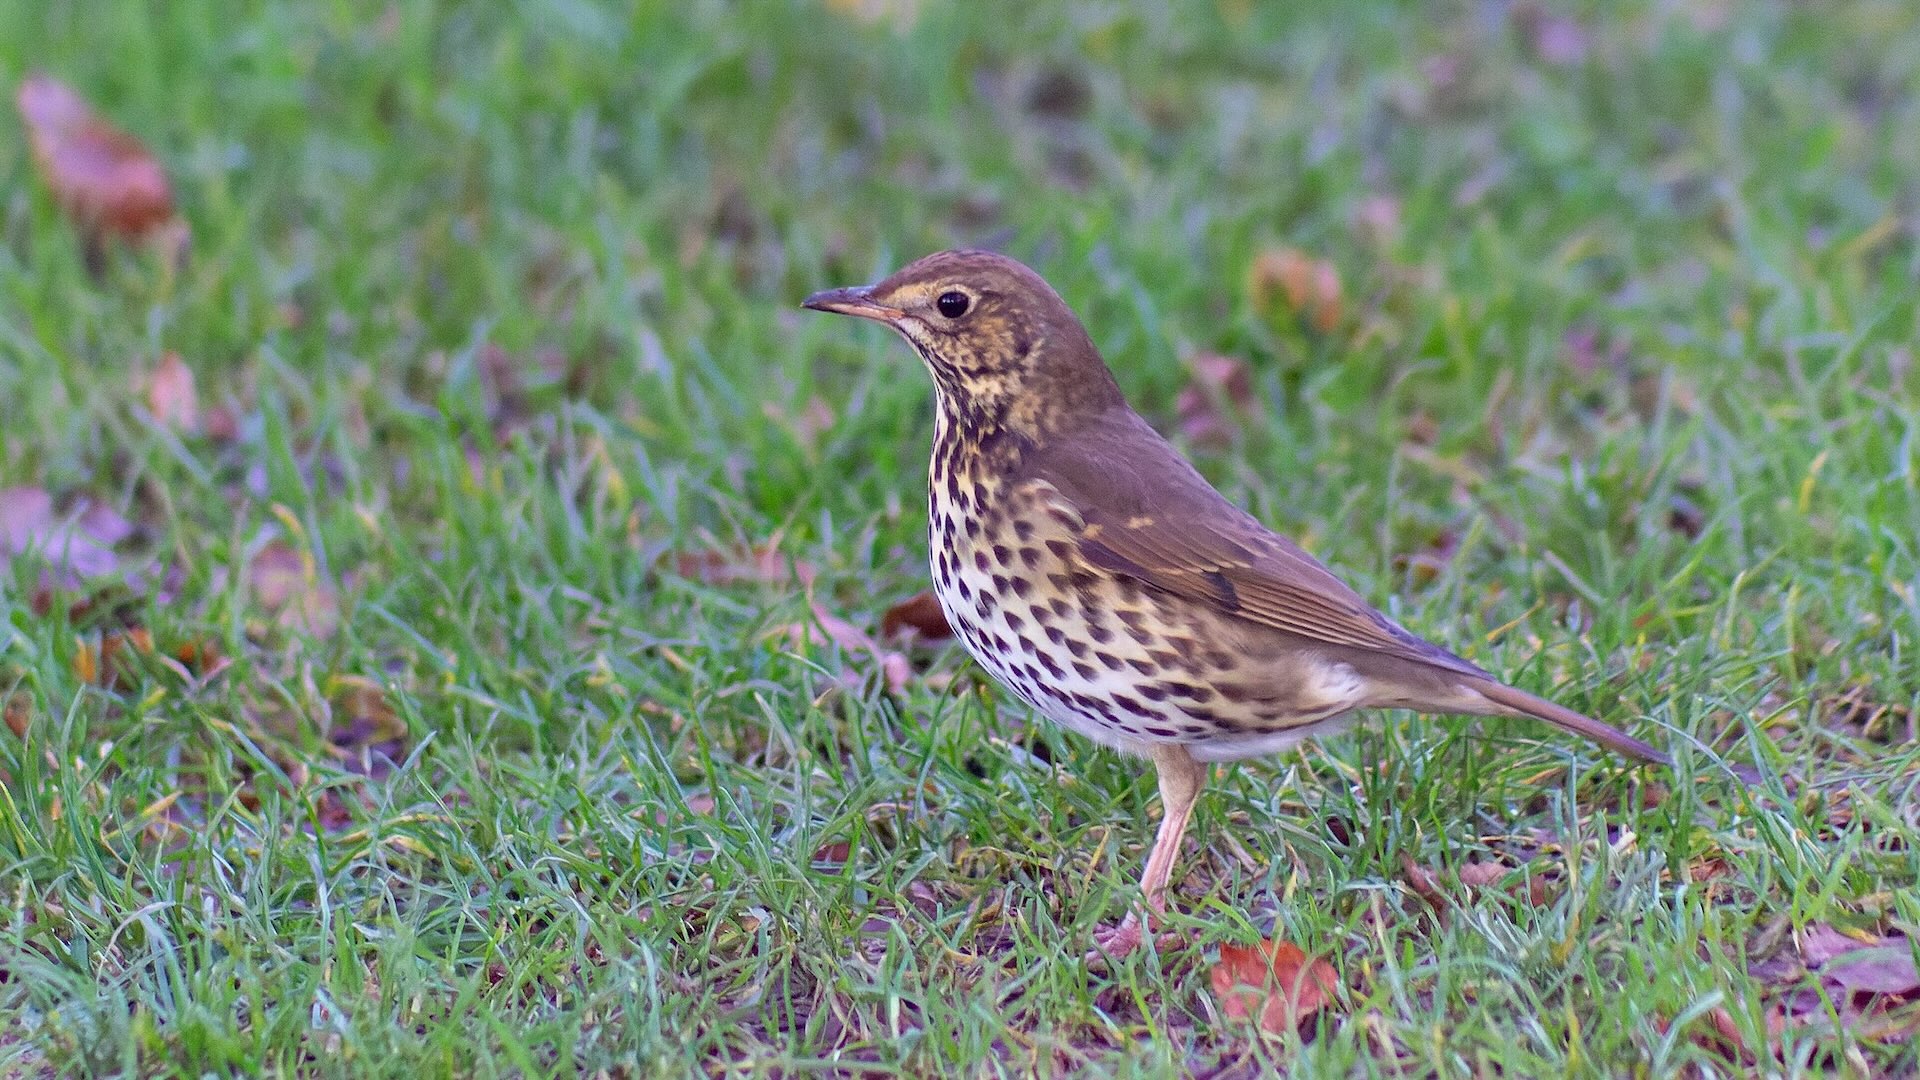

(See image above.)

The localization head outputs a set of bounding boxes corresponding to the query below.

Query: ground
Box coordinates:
[1,0,1917,1076]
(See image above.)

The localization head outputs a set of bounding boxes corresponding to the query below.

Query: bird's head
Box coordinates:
[803,249,1121,436]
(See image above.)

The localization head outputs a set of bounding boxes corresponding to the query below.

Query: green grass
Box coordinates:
[2,0,1918,1075]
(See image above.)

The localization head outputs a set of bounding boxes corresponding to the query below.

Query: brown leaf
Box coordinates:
[808,600,913,694]
[1210,938,1340,1035]
[812,840,852,867]
[1399,854,1451,913]
[880,590,953,642]
[248,542,340,639]
[1176,352,1255,447]
[326,675,408,779]
[3,692,30,739]
[1456,861,1506,888]
[16,74,178,242]
[1659,1006,1760,1068]
[145,351,199,434]
[1247,248,1343,334]
[673,544,816,588]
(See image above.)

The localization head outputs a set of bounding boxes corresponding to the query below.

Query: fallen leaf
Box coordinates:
[880,590,953,642]
[1210,938,1340,1035]
[144,351,199,434]
[674,544,816,588]
[1399,854,1452,916]
[248,542,340,639]
[812,840,852,867]
[326,675,408,779]
[1176,352,1255,447]
[1799,923,1880,966]
[3,692,29,739]
[0,487,124,582]
[16,74,182,256]
[1824,945,1920,996]
[808,599,913,694]
[1247,248,1343,334]
[1456,861,1506,889]
[1657,1006,1760,1069]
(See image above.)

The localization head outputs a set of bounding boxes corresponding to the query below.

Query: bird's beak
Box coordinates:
[801,285,905,323]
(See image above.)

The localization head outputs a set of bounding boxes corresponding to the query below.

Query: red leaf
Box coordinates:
[1209,938,1340,1035]
[880,590,953,642]
[808,600,913,694]
[16,74,178,241]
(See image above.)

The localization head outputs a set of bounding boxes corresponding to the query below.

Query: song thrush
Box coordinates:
[803,250,1669,959]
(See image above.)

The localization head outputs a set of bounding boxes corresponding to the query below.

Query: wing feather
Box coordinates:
[1024,410,1485,678]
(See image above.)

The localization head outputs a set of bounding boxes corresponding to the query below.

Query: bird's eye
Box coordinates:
[936,291,970,319]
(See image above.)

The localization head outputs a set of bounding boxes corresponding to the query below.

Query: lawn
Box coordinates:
[2,0,1918,1075]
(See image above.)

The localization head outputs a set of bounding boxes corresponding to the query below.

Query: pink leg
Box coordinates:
[1088,745,1207,963]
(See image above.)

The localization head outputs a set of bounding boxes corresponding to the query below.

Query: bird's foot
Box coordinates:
[1085,913,1145,966]
[1084,912,1189,970]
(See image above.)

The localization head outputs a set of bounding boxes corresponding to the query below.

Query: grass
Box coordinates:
[2,0,1918,1074]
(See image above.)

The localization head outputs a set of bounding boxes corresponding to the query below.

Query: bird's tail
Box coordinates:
[1472,680,1671,767]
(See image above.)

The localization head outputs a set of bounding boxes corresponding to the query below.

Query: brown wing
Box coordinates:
[1023,408,1486,679]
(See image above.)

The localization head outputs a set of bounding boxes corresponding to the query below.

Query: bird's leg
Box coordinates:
[1089,745,1208,963]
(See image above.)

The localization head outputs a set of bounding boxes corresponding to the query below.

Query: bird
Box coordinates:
[802,249,1671,960]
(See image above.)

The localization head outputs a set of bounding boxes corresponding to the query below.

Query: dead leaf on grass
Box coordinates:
[806,599,913,695]
[1247,247,1343,333]
[1799,925,1920,999]
[1824,945,1920,996]
[16,73,186,265]
[673,544,816,588]
[1210,938,1341,1036]
[144,351,199,434]
[880,590,952,643]
[1401,856,1557,912]
[3,692,30,739]
[1,487,126,582]
[248,541,340,639]
[1176,352,1255,448]
[325,675,408,779]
